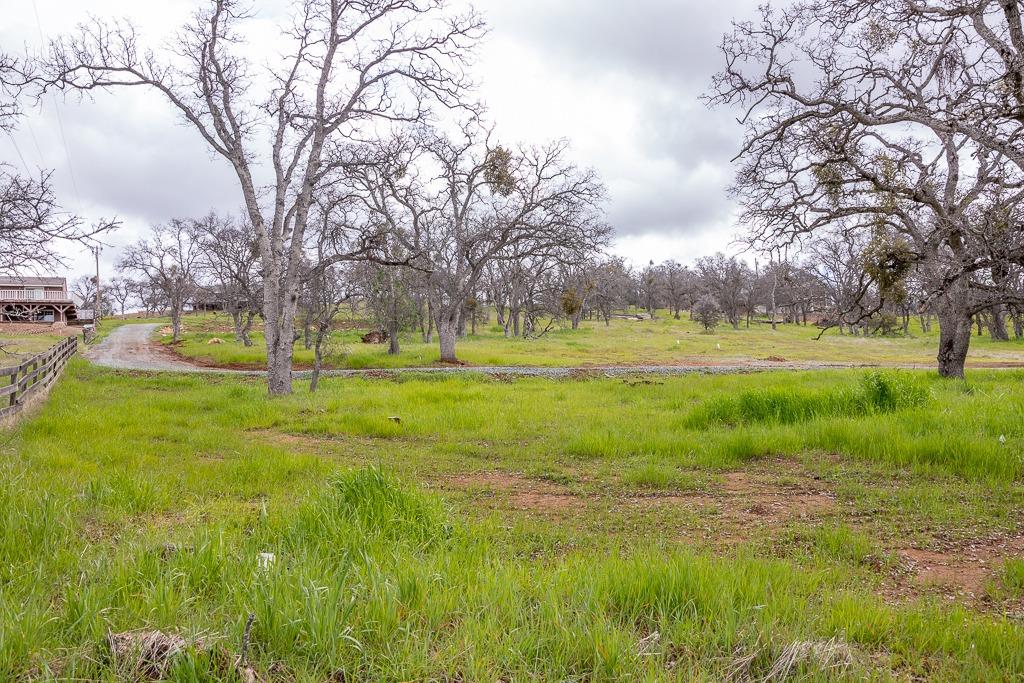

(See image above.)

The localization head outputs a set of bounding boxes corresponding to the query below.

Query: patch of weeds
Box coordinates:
[286,467,452,549]
[809,525,876,565]
[781,524,877,566]
[989,558,1024,600]
[622,464,700,491]
[687,371,928,427]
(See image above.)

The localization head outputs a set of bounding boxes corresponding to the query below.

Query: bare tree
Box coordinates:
[71,275,113,318]
[119,220,203,342]
[305,265,353,393]
[695,253,750,330]
[2,53,116,273]
[661,260,694,320]
[34,1,484,394]
[0,168,118,274]
[128,278,166,318]
[590,257,632,325]
[637,260,662,319]
[709,1,1024,377]
[558,261,598,330]
[354,260,417,356]
[347,124,608,362]
[195,212,262,346]
[107,276,134,317]
[1,51,23,129]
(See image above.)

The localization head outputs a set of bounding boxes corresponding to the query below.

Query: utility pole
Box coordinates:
[92,245,101,326]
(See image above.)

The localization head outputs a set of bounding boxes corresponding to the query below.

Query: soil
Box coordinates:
[628,467,836,527]
[441,471,583,513]
[894,532,1024,601]
[0,322,81,337]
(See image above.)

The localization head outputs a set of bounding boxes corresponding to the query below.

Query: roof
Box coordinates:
[0,276,67,288]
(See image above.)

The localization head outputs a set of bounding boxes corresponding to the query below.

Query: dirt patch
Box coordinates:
[631,467,836,528]
[895,532,1024,600]
[0,322,80,337]
[441,471,583,513]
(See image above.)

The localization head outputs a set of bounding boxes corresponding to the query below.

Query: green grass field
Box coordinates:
[0,333,65,367]
[163,310,1024,370]
[2,361,1023,679]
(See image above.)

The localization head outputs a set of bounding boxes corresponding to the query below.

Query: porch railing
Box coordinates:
[0,289,71,302]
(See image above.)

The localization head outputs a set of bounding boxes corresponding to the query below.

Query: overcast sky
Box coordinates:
[1,0,759,279]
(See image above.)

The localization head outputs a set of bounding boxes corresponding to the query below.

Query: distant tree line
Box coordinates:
[7,0,1024,386]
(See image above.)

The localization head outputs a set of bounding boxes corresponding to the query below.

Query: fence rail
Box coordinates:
[0,336,77,420]
[0,289,72,302]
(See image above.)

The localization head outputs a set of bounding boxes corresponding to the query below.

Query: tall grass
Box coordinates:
[2,468,1022,679]
[1,363,1023,678]
[686,371,929,427]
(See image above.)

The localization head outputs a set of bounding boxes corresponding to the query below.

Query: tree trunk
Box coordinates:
[231,309,244,343]
[387,316,400,355]
[240,312,255,347]
[423,302,434,343]
[438,317,458,363]
[990,306,1010,341]
[264,281,297,396]
[936,297,973,379]
[310,330,325,393]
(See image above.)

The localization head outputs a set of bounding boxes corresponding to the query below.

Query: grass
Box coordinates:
[1,362,1024,679]
[686,371,930,427]
[162,308,1024,370]
[0,334,63,367]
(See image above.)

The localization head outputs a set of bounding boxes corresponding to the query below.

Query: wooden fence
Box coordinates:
[0,336,77,420]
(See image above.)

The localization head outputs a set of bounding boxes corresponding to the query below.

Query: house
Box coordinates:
[190,285,226,312]
[0,276,83,324]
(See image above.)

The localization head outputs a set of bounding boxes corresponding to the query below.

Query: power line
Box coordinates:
[32,0,81,205]
[25,118,46,166]
[5,132,32,176]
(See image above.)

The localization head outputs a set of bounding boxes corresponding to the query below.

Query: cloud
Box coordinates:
[475,0,756,255]
[2,0,761,276]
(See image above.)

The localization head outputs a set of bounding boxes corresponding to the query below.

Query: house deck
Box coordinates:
[0,277,83,324]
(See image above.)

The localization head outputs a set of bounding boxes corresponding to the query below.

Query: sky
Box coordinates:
[1,0,760,280]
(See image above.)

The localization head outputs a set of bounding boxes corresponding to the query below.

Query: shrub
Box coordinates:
[289,467,451,548]
[693,295,722,332]
[857,371,928,412]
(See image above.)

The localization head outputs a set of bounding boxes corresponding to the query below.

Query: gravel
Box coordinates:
[86,323,915,378]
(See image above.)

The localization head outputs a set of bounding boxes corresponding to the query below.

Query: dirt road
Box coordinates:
[86,323,207,372]
[84,323,919,377]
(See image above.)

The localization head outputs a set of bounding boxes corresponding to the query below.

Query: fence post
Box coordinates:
[1,336,78,421]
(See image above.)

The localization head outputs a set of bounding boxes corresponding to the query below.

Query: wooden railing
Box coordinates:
[0,289,71,302]
[0,337,77,420]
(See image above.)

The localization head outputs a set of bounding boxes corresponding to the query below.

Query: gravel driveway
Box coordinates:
[86,323,207,372]
[85,323,912,378]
